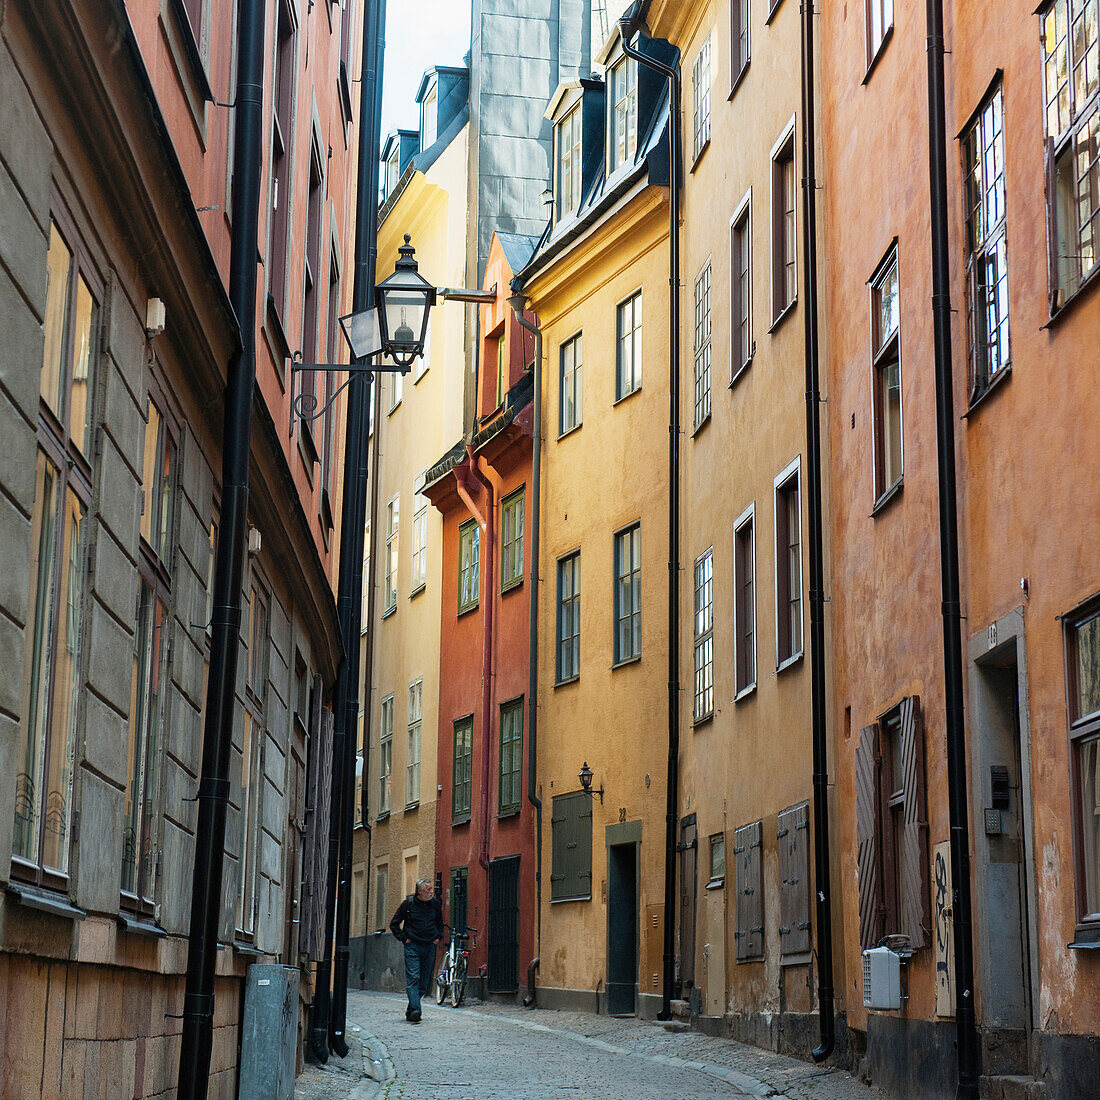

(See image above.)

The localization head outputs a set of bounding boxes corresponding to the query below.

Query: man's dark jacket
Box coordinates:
[390,894,444,946]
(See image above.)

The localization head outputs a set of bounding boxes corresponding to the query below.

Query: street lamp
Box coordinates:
[374,234,436,369]
[578,761,604,804]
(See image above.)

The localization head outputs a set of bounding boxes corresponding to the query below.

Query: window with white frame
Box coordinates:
[694,549,714,721]
[389,368,403,411]
[867,0,894,65]
[458,519,480,613]
[731,197,752,380]
[734,505,756,696]
[411,476,428,593]
[732,0,750,88]
[422,80,438,148]
[374,862,388,931]
[378,694,393,816]
[609,54,639,171]
[237,582,268,936]
[614,524,641,664]
[361,523,370,626]
[694,261,712,428]
[772,128,797,321]
[560,332,583,434]
[406,680,422,806]
[693,34,712,160]
[384,495,399,612]
[557,551,581,682]
[774,460,803,667]
[616,291,642,400]
[870,247,903,502]
[416,317,431,381]
[557,104,583,219]
[501,488,525,590]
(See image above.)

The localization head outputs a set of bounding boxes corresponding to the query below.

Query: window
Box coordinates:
[237,582,268,935]
[870,247,903,502]
[1042,1,1100,305]
[268,0,296,318]
[734,506,756,696]
[550,791,592,901]
[774,461,802,668]
[452,717,473,823]
[406,680,422,806]
[856,698,930,950]
[300,142,325,453]
[385,149,400,198]
[962,86,1010,400]
[693,261,712,428]
[501,488,525,591]
[411,477,428,593]
[731,0,750,88]
[384,495,399,613]
[731,199,752,380]
[693,549,714,721]
[449,866,469,930]
[322,249,341,509]
[458,519,480,613]
[122,400,178,909]
[772,130,797,321]
[866,0,894,65]
[361,523,370,625]
[374,863,388,932]
[389,368,403,411]
[708,833,725,887]
[557,104,582,219]
[557,552,581,682]
[1065,598,1100,937]
[416,317,431,381]
[422,81,438,148]
[495,332,507,406]
[692,34,712,161]
[560,333,583,434]
[499,699,523,814]
[14,215,99,887]
[609,55,639,171]
[614,524,641,664]
[378,695,393,816]
[616,292,642,400]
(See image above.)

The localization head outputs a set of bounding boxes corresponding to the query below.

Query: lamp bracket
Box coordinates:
[291,374,354,424]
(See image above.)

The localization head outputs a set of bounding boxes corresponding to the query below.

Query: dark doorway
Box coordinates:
[678,815,698,996]
[607,841,638,1015]
[488,855,520,993]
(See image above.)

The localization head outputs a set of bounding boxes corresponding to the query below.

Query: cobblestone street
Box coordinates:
[295,989,880,1100]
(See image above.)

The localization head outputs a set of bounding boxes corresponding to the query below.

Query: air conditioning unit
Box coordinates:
[862,946,902,1010]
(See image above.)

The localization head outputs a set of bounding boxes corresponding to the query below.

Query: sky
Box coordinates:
[380,0,473,140]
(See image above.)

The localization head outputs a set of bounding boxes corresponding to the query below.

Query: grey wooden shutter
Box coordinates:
[298,676,324,957]
[309,705,334,959]
[778,803,811,956]
[577,795,593,898]
[550,796,567,900]
[899,696,931,950]
[551,792,591,900]
[734,820,763,961]
[856,722,883,949]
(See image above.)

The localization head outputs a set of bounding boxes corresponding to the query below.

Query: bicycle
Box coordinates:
[435,924,476,1007]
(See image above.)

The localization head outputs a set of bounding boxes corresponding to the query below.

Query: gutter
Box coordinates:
[508,298,544,1008]
[619,1,681,1023]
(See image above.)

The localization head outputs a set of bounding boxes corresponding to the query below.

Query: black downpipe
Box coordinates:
[924,3,980,1096]
[314,0,387,1063]
[800,0,835,1065]
[619,7,681,1023]
[509,300,543,1008]
[176,0,266,1094]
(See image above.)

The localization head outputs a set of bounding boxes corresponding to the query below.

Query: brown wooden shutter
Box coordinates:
[734,820,763,961]
[856,723,883,949]
[899,696,931,950]
[778,803,811,956]
[298,676,323,956]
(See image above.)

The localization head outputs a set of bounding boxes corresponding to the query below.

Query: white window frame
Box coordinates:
[384,494,399,613]
[559,331,583,435]
[693,260,712,429]
[693,547,715,721]
[734,502,757,701]
[411,472,428,594]
[615,289,643,400]
[692,33,712,162]
[557,103,583,219]
[608,54,639,172]
[773,456,804,672]
[770,116,798,325]
[730,188,753,383]
[406,679,422,806]
[731,0,750,93]
[378,694,393,816]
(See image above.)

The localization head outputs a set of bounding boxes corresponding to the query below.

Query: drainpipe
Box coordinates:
[924,3,980,1096]
[508,298,543,1007]
[176,0,265,1094]
[620,4,681,1022]
[454,447,496,881]
[800,0,835,1064]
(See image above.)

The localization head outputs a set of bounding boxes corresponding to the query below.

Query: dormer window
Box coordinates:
[385,150,399,197]
[557,104,582,218]
[421,81,438,148]
[608,55,638,171]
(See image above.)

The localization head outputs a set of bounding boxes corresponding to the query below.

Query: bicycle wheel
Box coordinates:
[435,957,450,1005]
[449,955,467,1007]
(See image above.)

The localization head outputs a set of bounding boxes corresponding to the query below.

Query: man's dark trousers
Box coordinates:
[404,939,436,1015]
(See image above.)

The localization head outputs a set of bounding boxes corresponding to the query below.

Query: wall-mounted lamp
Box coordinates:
[578,761,604,804]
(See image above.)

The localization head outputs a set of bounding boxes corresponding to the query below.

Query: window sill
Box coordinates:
[963,365,1012,418]
[451,815,471,828]
[409,583,426,601]
[690,137,710,174]
[265,295,291,388]
[497,807,521,820]
[780,950,813,967]
[776,650,804,675]
[768,298,798,335]
[376,811,390,823]
[730,352,754,390]
[550,894,593,905]
[1045,261,1100,328]
[404,801,420,813]
[117,912,167,938]
[554,674,580,688]
[612,654,641,670]
[765,0,784,25]
[613,385,642,408]
[297,423,318,484]
[233,941,265,958]
[457,602,479,619]
[705,877,724,891]
[1069,923,1100,948]
[870,478,904,518]
[382,602,398,620]
[734,681,757,704]
[414,365,429,385]
[729,61,750,100]
[692,412,712,438]
[6,881,86,921]
[388,399,402,416]
[557,422,583,441]
[862,26,894,86]
[501,577,524,596]
[692,710,715,729]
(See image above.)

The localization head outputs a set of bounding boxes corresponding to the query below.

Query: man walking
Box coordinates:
[389,878,444,1023]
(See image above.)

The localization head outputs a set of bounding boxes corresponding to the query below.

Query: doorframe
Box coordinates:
[967,605,1040,1031]
[605,820,641,1015]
